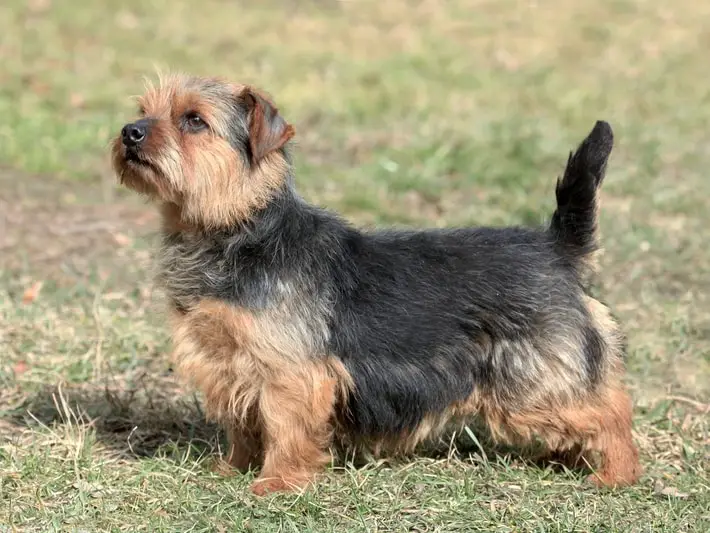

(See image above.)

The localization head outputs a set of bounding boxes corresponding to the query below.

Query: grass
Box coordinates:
[1,0,709,530]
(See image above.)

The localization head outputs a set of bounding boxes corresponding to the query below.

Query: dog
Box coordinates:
[111,73,641,495]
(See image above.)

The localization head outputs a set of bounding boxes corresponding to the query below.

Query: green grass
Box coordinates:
[1,0,709,531]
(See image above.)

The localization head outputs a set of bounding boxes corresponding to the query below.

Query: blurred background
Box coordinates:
[1,1,708,530]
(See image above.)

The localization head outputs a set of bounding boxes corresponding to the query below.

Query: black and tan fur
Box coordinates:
[111,74,641,494]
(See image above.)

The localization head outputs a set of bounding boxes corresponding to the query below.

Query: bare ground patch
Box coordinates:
[0,167,159,285]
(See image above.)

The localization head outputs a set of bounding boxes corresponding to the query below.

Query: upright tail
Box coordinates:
[550,120,613,269]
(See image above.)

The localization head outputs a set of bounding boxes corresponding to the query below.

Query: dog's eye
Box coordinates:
[184,113,208,133]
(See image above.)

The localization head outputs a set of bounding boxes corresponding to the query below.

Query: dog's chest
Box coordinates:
[169,295,326,382]
[158,235,332,360]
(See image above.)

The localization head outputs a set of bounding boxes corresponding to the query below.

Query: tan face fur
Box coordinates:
[111,74,295,229]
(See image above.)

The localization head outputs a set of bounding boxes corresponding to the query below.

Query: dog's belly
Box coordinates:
[334,318,595,443]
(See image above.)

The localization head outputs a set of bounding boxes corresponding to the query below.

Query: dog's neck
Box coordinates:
[155,179,341,312]
[159,175,304,240]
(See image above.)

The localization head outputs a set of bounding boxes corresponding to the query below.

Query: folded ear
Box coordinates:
[242,87,295,164]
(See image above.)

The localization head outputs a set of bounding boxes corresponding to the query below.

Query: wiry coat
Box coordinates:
[112,75,641,494]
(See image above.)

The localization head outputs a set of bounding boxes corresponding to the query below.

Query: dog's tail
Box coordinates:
[549,120,613,272]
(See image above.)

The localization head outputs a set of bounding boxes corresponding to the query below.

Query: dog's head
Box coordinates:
[111,74,295,228]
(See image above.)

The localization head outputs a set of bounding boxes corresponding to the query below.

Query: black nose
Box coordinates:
[121,120,148,148]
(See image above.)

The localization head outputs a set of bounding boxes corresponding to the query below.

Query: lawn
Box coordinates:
[1,0,709,531]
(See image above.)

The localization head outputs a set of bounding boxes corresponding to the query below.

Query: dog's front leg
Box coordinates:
[250,369,338,495]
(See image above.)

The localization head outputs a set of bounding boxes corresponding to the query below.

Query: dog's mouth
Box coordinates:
[123,148,161,176]
[125,148,149,166]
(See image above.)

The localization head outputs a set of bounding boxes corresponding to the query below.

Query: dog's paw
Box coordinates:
[585,469,640,488]
[250,475,309,496]
[210,458,239,477]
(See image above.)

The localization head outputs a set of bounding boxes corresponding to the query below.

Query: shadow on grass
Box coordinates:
[4,377,222,460]
[4,379,592,478]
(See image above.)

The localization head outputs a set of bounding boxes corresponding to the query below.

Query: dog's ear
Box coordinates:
[242,87,295,164]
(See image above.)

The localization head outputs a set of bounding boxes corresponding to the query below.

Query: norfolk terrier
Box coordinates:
[112,74,641,495]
